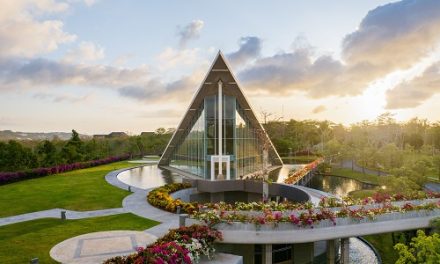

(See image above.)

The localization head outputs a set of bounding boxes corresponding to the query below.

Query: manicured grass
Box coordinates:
[0,214,159,264]
[348,189,377,199]
[330,168,381,185]
[0,161,134,217]
[363,233,399,264]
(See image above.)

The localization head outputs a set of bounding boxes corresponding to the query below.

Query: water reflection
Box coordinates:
[117,165,182,189]
[307,174,375,197]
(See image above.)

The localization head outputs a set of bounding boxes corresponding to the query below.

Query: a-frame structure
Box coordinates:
[159,51,282,180]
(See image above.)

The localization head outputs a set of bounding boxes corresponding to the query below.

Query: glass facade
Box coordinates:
[169,93,267,180]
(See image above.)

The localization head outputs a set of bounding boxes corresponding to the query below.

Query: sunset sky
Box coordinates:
[1,0,440,134]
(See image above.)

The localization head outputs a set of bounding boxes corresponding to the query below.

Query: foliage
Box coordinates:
[430,217,440,234]
[0,214,159,264]
[0,140,37,171]
[104,225,222,264]
[263,115,440,189]
[0,154,129,185]
[147,183,197,214]
[364,233,399,264]
[0,128,172,173]
[394,230,440,264]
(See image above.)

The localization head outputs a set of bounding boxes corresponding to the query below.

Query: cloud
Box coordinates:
[177,20,204,47]
[33,92,93,104]
[312,105,327,114]
[112,54,134,67]
[0,57,151,90]
[342,0,440,69]
[385,61,440,109]
[227,36,262,66]
[0,55,203,103]
[156,47,198,70]
[138,109,182,119]
[83,0,99,6]
[118,71,201,102]
[64,41,105,63]
[0,0,76,58]
[239,0,440,100]
[239,45,350,97]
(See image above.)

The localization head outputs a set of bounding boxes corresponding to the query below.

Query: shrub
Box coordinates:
[0,154,130,185]
[104,225,222,264]
[147,183,197,214]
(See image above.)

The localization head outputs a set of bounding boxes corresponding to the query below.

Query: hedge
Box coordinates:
[0,154,130,185]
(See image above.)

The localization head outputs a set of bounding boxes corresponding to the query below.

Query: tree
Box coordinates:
[0,140,37,171]
[433,156,440,181]
[394,230,440,264]
[36,140,59,167]
[406,133,424,151]
[61,129,84,163]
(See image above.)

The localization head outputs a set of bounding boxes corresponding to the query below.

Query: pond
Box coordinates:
[119,163,376,197]
[306,174,376,197]
[117,165,181,189]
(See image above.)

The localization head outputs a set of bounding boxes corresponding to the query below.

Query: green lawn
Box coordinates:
[348,189,378,199]
[0,161,134,217]
[0,214,159,264]
[330,167,381,185]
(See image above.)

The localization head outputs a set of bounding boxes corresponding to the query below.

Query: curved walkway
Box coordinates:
[340,160,388,176]
[106,167,180,237]
[0,207,126,227]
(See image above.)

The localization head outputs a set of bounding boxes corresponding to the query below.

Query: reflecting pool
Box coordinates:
[117,165,182,189]
[307,174,376,197]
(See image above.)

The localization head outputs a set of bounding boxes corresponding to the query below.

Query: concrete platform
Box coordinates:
[50,230,157,264]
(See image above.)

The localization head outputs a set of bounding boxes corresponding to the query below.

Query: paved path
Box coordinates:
[0,208,126,227]
[106,166,180,237]
[0,165,179,238]
[425,182,440,192]
[340,160,389,176]
[50,230,157,264]
[0,166,143,227]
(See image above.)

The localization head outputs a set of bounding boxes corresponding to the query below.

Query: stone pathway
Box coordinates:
[50,230,157,264]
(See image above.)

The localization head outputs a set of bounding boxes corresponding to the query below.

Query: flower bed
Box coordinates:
[0,154,130,185]
[284,158,323,184]
[104,225,222,264]
[147,183,197,214]
[203,201,313,212]
[319,192,440,208]
[192,200,440,229]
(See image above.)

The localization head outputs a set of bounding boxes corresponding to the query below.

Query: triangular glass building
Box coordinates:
[159,51,283,180]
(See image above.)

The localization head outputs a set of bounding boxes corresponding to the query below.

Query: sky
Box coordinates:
[1,0,440,134]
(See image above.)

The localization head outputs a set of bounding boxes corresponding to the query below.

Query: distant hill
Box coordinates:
[0,130,90,141]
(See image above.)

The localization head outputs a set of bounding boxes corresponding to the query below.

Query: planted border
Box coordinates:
[104,225,222,264]
[147,183,198,214]
[0,154,130,185]
[192,200,440,229]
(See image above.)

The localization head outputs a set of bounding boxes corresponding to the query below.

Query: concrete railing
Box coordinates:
[185,199,440,244]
